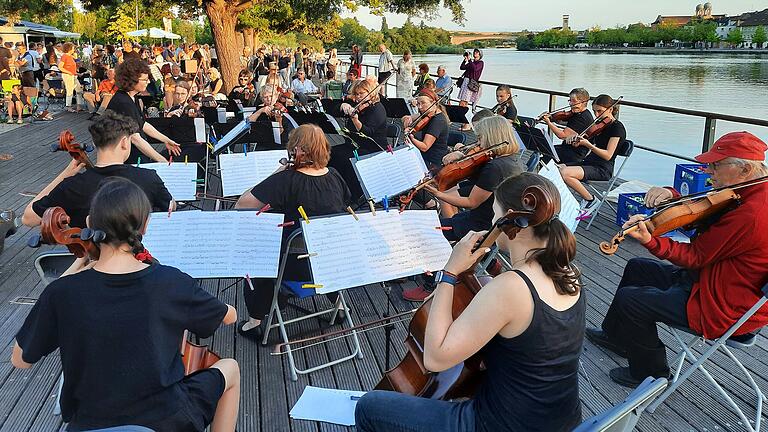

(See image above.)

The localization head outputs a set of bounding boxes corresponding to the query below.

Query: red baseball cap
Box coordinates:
[695,131,768,163]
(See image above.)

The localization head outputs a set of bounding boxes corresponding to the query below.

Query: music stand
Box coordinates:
[514,122,559,162]
[211,120,279,155]
[445,105,470,124]
[381,98,412,119]
[320,99,344,117]
[201,107,219,124]
[146,117,203,145]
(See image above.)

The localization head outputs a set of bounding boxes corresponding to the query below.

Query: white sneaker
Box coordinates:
[578,198,602,220]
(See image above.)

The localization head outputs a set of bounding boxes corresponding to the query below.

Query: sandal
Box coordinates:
[6,119,12,124]
[0,154,12,161]
[16,119,23,124]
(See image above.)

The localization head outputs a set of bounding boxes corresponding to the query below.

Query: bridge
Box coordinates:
[449,31,521,45]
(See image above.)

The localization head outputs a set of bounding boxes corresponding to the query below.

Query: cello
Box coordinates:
[377,184,557,399]
[52,130,94,169]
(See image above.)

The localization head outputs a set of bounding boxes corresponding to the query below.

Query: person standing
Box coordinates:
[458,48,485,114]
[58,42,84,113]
[0,37,12,80]
[377,44,396,96]
[15,43,36,89]
[327,48,339,80]
[349,44,363,78]
[395,51,416,99]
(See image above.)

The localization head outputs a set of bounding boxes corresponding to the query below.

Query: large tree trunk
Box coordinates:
[243,28,254,54]
[205,0,245,93]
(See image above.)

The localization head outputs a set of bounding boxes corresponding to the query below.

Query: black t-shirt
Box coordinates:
[250,167,351,227]
[499,101,518,122]
[278,56,290,70]
[582,120,626,173]
[346,102,388,152]
[123,50,142,62]
[107,91,146,164]
[0,47,11,79]
[563,110,593,142]
[32,165,173,228]
[464,155,524,228]
[15,263,228,428]
[415,112,449,169]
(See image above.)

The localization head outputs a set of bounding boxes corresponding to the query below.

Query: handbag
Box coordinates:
[467,79,480,92]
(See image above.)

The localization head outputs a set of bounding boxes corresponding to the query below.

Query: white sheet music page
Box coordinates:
[218,150,287,197]
[538,160,580,233]
[140,162,198,201]
[143,210,284,278]
[535,124,560,162]
[301,210,452,294]
[214,119,249,153]
[352,145,429,201]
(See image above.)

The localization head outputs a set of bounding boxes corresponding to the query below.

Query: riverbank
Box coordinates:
[535,47,768,55]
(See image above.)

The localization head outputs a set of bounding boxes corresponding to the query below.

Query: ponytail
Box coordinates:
[494,172,582,295]
[594,93,619,116]
[88,177,152,261]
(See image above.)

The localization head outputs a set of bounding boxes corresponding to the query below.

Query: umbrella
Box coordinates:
[126,27,181,40]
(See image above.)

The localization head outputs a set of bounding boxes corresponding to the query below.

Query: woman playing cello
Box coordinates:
[356,172,585,432]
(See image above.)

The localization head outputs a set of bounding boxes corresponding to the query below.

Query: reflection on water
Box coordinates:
[363,49,768,184]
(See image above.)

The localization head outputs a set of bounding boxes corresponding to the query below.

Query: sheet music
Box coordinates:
[140,162,198,201]
[214,119,249,153]
[143,210,284,278]
[325,114,342,132]
[352,145,429,201]
[538,160,580,233]
[301,210,452,293]
[218,150,287,197]
[194,118,206,143]
[290,386,367,426]
[535,124,560,162]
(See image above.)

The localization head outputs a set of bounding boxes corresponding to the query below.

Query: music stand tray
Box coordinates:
[381,98,412,119]
[514,121,559,162]
[211,120,279,154]
[445,105,470,124]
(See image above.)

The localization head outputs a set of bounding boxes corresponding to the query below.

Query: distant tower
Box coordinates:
[563,15,570,31]
[703,2,713,17]
[696,4,704,17]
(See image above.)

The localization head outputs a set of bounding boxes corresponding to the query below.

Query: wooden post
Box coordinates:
[703,117,717,152]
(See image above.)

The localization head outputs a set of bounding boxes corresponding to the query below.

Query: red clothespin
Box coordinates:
[245,274,255,290]
[277,221,295,228]
[168,155,173,166]
[257,203,271,215]
[387,144,394,154]
[435,226,452,231]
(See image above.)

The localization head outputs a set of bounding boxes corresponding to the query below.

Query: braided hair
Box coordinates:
[88,177,152,259]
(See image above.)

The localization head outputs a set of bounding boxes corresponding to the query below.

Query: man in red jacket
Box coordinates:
[587,131,768,388]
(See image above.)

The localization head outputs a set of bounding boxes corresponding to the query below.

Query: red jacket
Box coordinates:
[644,182,768,338]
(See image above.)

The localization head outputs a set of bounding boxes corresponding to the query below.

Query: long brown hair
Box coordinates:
[89,177,151,255]
[494,172,582,295]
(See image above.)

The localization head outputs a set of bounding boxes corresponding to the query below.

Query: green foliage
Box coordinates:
[332,16,452,53]
[239,0,342,43]
[727,28,744,47]
[753,26,767,48]
[515,35,535,51]
[174,19,198,43]
[581,20,722,48]
[73,10,99,40]
[335,18,370,49]
[532,29,576,48]
[195,19,214,45]
[426,44,463,54]
[106,2,138,41]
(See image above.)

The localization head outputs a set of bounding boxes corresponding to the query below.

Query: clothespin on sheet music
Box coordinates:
[136,156,141,167]
[353,149,360,161]
[346,206,359,221]
[278,221,295,228]
[215,199,221,212]
[168,156,173,166]
[297,252,317,260]
[387,144,393,154]
[257,203,271,215]
[184,155,188,165]
[368,198,376,216]
[167,202,173,218]
[436,226,452,231]
[383,196,389,212]
[245,274,255,290]
[243,143,247,156]
[298,206,309,224]
[302,284,323,289]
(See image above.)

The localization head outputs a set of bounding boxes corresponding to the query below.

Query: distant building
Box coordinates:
[739,8,768,47]
[651,2,724,28]
[563,15,570,31]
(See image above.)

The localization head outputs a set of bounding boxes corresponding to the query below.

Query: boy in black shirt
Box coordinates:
[22,111,175,228]
[541,87,593,164]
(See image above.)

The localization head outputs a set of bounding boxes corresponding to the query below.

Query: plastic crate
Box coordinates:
[673,164,712,196]
[616,193,653,227]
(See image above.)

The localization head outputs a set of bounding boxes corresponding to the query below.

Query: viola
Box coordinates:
[399,141,510,210]
[52,130,94,168]
[27,207,101,259]
[491,94,518,115]
[598,181,763,255]
[181,330,221,375]
[378,185,557,399]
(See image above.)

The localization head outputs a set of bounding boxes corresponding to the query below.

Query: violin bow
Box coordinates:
[654,174,768,209]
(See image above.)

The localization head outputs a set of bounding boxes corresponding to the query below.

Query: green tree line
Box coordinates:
[331,17,463,54]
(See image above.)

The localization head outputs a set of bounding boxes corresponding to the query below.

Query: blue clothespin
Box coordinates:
[243,143,247,156]
[136,156,141,167]
[383,196,389,212]
[353,149,359,161]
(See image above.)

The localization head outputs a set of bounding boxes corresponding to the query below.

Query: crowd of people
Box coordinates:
[6,36,768,432]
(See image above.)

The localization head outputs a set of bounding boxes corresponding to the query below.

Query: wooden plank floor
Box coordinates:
[0,113,766,431]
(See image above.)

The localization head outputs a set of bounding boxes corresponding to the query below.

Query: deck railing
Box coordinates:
[340,61,768,162]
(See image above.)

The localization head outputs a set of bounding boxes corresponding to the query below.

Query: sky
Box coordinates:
[340,0,768,32]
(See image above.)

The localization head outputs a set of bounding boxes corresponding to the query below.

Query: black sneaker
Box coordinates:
[585,327,628,358]
[237,319,264,340]
[609,367,671,389]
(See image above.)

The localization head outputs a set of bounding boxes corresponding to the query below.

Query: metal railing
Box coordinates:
[340,61,768,161]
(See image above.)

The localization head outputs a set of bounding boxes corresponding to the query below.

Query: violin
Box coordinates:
[491,94,518,115]
[530,104,575,126]
[181,330,221,375]
[573,96,623,142]
[599,184,749,255]
[348,81,384,117]
[378,185,556,399]
[400,141,511,210]
[27,207,101,259]
[52,130,94,168]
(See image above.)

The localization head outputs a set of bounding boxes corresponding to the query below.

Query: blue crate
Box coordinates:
[616,193,653,227]
[673,164,713,196]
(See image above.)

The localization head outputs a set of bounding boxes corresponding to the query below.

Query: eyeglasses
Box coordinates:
[137,78,149,83]
[239,77,249,81]
[707,161,739,170]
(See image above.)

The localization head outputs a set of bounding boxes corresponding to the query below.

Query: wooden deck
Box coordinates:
[0,113,766,431]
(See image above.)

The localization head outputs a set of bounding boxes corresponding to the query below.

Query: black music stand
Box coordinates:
[285,112,344,136]
[146,117,202,144]
[320,99,344,117]
[381,98,412,119]
[514,121,559,162]
[445,105,470,124]
[211,120,279,154]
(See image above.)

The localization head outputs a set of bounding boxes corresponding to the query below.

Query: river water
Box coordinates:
[363,49,768,185]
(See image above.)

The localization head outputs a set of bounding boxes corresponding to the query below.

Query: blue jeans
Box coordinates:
[355,390,477,432]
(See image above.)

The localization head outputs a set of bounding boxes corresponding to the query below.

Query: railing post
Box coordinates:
[548,93,557,114]
[703,117,717,152]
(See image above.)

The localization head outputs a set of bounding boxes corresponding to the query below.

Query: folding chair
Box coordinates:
[386,123,401,148]
[574,377,667,432]
[583,139,634,230]
[447,130,466,149]
[261,229,363,381]
[43,78,66,110]
[645,283,768,432]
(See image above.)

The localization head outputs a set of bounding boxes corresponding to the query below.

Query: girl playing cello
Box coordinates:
[357,172,585,432]
[12,178,240,431]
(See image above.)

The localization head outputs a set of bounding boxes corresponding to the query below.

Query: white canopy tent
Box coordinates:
[126,27,180,39]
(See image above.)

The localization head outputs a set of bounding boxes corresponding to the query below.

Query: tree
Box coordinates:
[380,16,389,35]
[106,2,138,41]
[73,10,99,42]
[83,0,466,92]
[753,26,767,49]
[726,28,744,47]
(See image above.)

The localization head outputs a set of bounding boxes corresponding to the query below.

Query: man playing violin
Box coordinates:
[587,131,768,388]
[540,88,593,164]
[22,112,175,229]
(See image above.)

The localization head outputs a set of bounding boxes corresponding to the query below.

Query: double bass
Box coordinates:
[378,185,557,399]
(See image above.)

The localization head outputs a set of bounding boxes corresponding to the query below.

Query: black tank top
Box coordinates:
[473,270,585,432]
